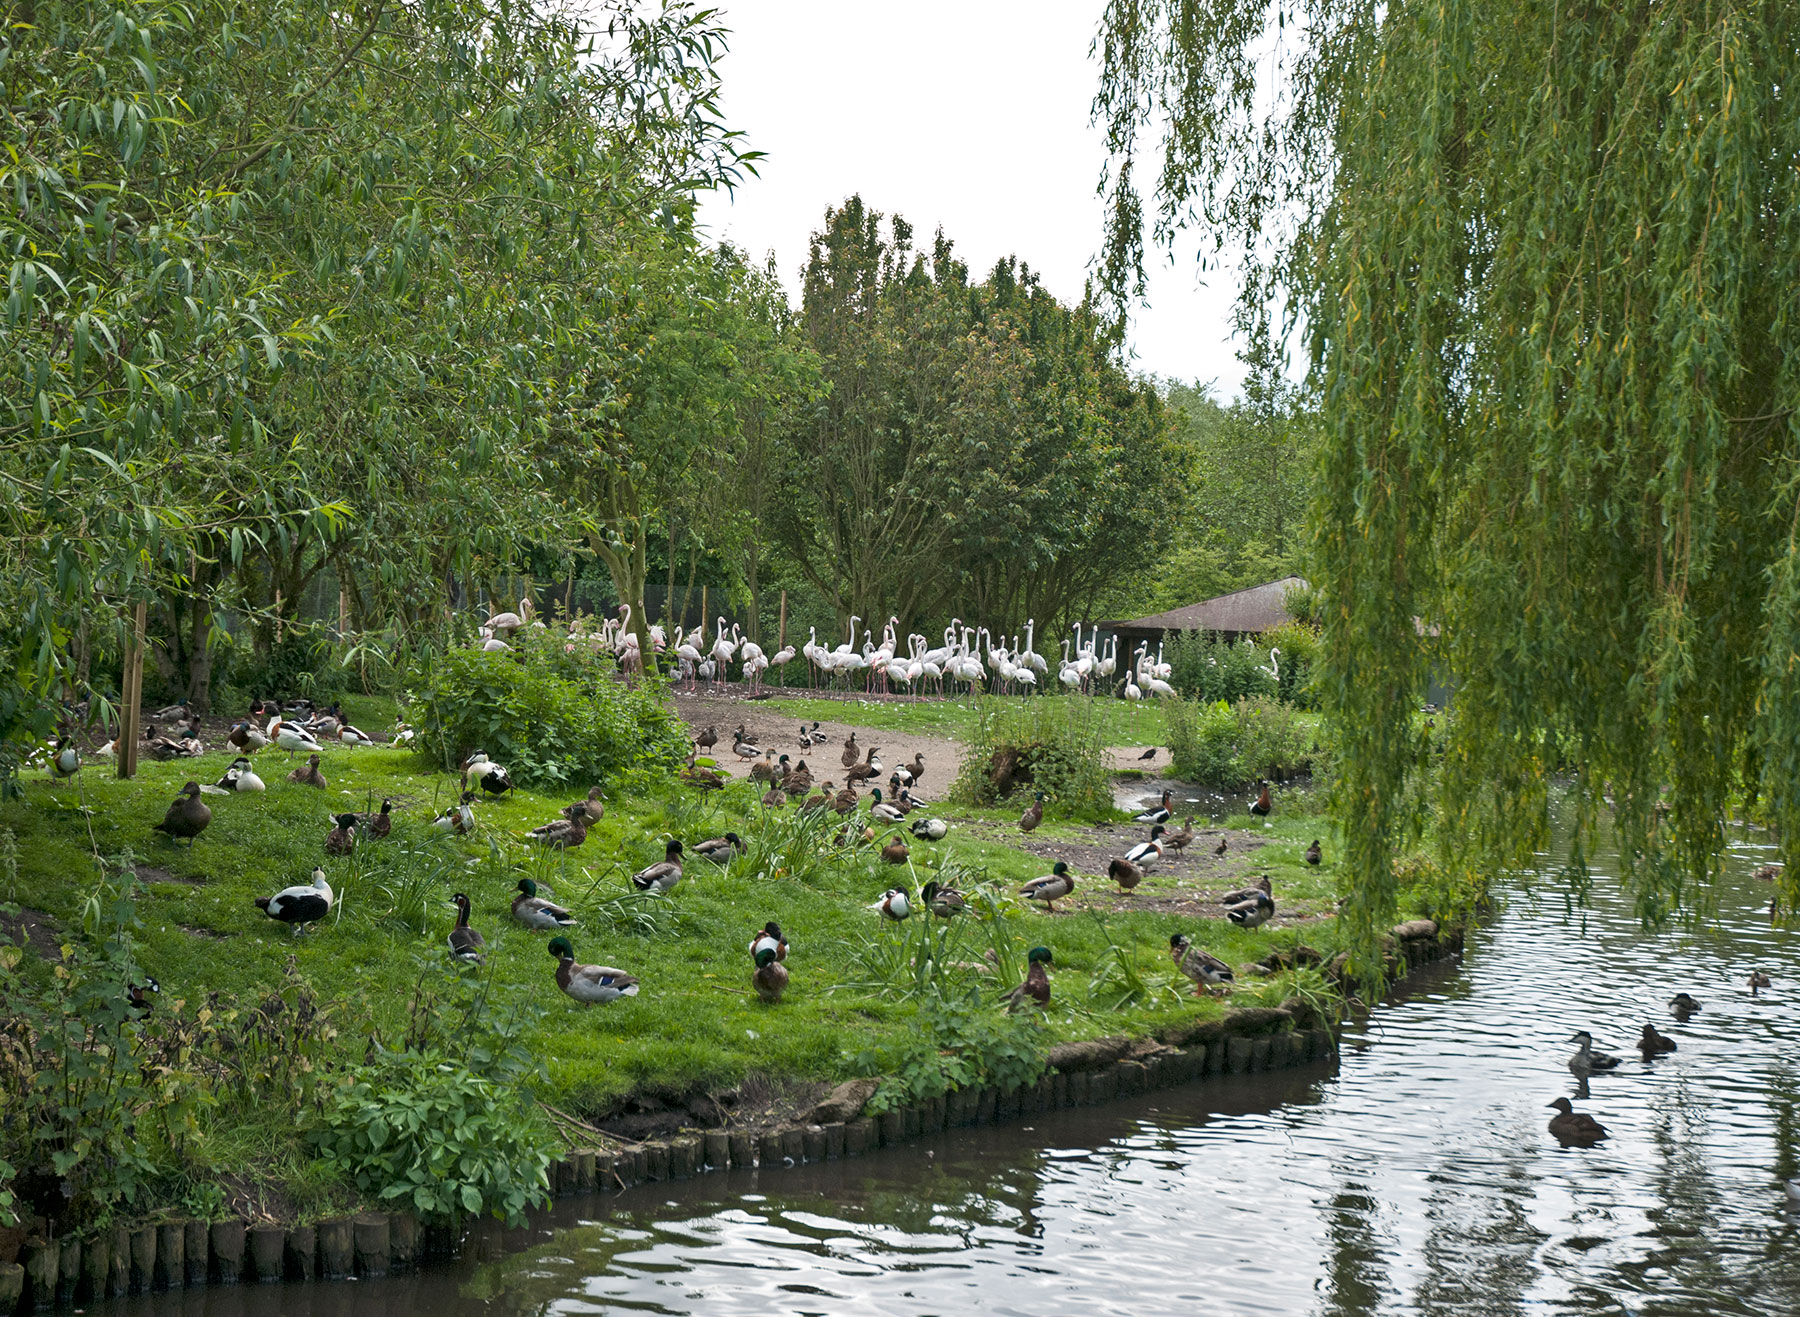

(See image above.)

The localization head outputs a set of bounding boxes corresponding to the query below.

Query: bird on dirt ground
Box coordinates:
[1021,862,1075,912]
[694,725,718,753]
[1305,839,1322,866]
[1161,818,1195,853]
[547,937,638,1004]
[1546,1097,1608,1146]
[1137,746,1157,761]
[1225,890,1275,930]
[1249,781,1273,817]
[1019,792,1045,833]
[1126,826,1167,870]
[255,867,333,935]
[1214,835,1228,857]
[732,730,760,761]
[1567,1031,1623,1075]
[1009,946,1053,1009]
[841,733,861,770]
[153,782,211,846]
[1171,934,1234,995]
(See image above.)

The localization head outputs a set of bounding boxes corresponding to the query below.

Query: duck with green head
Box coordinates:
[512,878,575,929]
[1009,946,1053,1008]
[1020,862,1074,912]
[547,936,638,1003]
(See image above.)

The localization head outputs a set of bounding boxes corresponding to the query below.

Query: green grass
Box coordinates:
[756,693,1169,746]
[0,696,1389,1217]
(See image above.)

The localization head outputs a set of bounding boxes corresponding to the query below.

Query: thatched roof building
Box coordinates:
[1106,576,1307,646]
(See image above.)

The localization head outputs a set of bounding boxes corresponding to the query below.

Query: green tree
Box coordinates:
[1095,1,1800,960]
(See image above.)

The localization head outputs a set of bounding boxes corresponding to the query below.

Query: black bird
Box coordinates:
[1137,747,1157,761]
[152,782,211,846]
[1304,839,1322,866]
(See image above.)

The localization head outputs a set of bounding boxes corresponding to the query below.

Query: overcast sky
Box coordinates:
[695,0,1255,400]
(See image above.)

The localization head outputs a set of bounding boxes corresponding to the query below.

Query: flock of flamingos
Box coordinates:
[472,603,1240,700]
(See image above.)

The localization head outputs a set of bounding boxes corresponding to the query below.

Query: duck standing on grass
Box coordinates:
[275,721,324,758]
[547,936,638,1004]
[447,892,485,964]
[324,813,358,856]
[1547,1097,1608,1146]
[631,839,685,894]
[1170,934,1234,995]
[1638,1024,1677,1057]
[152,782,211,846]
[1021,862,1075,913]
[1225,889,1276,930]
[1304,839,1322,866]
[526,805,588,850]
[1109,857,1143,893]
[512,878,575,929]
[1567,1031,1624,1074]
[920,880,965,917]
[569,787,606,824]
[1019,792,1045,833]
[873,886,911,921]
[462,751,514,798]
[1009,946,1053,1009]
[881,834,910,865]
[289,753,327,788]
[432,792,477,835]
[51,737,79,779]
[255,867,333,935]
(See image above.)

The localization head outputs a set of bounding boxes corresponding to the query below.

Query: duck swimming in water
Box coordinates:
[1547,1097,1608,1146]
[1567,1030,1623,1074]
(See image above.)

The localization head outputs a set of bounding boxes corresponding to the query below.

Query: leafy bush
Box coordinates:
[1164,631,1280,704]
[1165,695,1313,786]
[950,697,1112,818]
[404,626,688,789]
[1259,620,1320,709]
[852,994,1046,1113]
[217,622,349,708]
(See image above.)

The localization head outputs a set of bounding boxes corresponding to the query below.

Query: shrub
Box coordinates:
[1165,697,1239,783]
[1165,695,1313,786]
[1259,620,1321,709]
[1233,695,1311,781]
[949,696,1113,818]
[404,626,688,789]
[851,994,1046,1112]
[1164,631,1279,704]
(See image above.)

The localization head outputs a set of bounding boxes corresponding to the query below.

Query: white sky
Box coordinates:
[696,0,1255,400]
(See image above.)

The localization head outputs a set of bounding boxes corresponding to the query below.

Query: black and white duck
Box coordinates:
[447,892,485,964]
[1567,1030,1624,1074]
[1125,825,1167,869]
[255,867,333,935]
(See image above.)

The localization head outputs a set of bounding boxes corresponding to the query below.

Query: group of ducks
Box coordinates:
[1546,985,1776,1146]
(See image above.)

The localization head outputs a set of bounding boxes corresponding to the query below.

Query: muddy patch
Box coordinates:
[0,905,63,960]
[181,923,228,939]
[133,863,198,885]
[577,1073,833,1144]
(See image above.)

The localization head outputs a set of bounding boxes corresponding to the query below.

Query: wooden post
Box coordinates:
[118,602,146,780]
[777,591,788,688]
[699,586,708,646]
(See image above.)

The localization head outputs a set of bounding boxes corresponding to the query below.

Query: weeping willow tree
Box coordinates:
[1095,2,1800,964]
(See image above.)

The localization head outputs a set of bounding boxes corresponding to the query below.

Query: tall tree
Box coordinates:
[1095,2,1800,959]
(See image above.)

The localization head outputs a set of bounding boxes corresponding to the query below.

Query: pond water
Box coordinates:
[111,822,1797,1317]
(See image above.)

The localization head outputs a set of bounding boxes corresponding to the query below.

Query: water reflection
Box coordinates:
[109,823,1799,1317]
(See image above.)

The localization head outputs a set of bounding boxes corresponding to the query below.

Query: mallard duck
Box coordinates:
[527,807,588,850]
[1668,992,1702,1019]
[547,936,638,1003]
[748,921,788,961]
[1133,789,1172,824]
[906,752,926,783]
[462,752,514,797]
[288,753,327,788]
[872,886,911,921]
[831,783,858,814]
[351,798,392,838]
[631,840,684,893]
[152,782,211,846]
[1213,835,1228,857]
[152,697,192,721]
[227,720,269,752]
[1304,839,1322,866]
[325,813,358,856]
[1220,874,1272,906]
[1225,890,1275,929]
[693,833,745,863]
[1109,857,1143,892]
[693,725,718,753]
[1009,946,1053,1008]
[870,788,904,823]
[750,750,780,783]
[512,878,574,929]
[1021,862,1075,912]
[568,786,605,824]
[447,892,485,964]
[1249,781,1273,817]
[1125,825,1167,869]
[1567,1031,1623,1074]
[50,737,79,779]
[881,834,910,865]
[1546,1097,1608,1145]
[782,760,813,794]
[1170,934,1234,994]
[680,756,726,790]
[732,731,760,760]
[752,945,789,1003]
[910,816,948,841]
[1749,971,1772,995]
[1161,817,1195,853]
[255,867,333,935]
[275,722,324,757]
[920,880,965,917]
[1638,1024,1677,1056]
[1751,862,1783,882]
[432,792,477,835]
[762,785,788,808]
[1019,792,1045,833]
[840,732,860,769]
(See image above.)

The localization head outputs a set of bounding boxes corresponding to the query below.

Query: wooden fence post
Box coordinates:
[777,591,788,688]
[699,586,708,647]
[118,602,146,780]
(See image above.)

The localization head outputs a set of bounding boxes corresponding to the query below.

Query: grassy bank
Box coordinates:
[0,692,1420,1227]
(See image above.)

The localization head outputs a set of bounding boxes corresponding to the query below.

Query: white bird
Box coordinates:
[275,722,324,756]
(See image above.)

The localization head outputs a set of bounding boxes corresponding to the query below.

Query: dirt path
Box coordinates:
[673,692,966,802]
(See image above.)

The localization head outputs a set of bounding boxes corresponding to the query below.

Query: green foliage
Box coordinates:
[1096,0,1800,963]
[852,994,1047,1113]
[1164,633,1279,704]
[950,696,1113,817]
[405,630,687,788]
[218,625,350,708]
[1165,696,1312,786]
